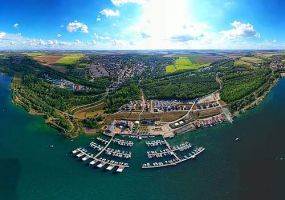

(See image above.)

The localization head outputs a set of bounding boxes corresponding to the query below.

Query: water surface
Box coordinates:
[0,74,284,200]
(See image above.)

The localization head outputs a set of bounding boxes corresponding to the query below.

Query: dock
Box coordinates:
[162,136,181,161]
[71,144,130,173]
[72,135,205,172]
[113,138,134,147]
[142,136,205,169]
[145,139,166,147]
[189,147,205,159]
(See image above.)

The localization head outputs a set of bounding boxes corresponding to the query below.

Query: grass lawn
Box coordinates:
[23,53,46,57]
[104,111,187,124]
[166,57,208,73]
[255,53,275,59]
[234,60,252,67]
[239,56,264,64]
[234,56,265,68]
[56,54,85,65]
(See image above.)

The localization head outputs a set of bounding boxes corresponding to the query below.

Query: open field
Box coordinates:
[234,56,265,67]
[55,54,84,65]
[34,55,64,65]
[23,53,46,57]
[166,57,208,73]
[193,107,222,119]
[234,60,252,67]
[33,55,68,73]
[164,53,224,63]
[104,111,187,124]
[256,53,276,59]
[239,56,264,64]
[74,102,105,120]
[33,53,85,73]
[187,54,224,63]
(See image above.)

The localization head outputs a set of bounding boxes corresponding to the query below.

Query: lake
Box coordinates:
[0,73,284,200]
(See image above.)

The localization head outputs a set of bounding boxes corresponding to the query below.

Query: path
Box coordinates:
[94,135,114,158]
[162,136,181,161]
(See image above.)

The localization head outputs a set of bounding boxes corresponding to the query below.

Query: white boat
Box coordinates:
[76,152,84,158]
[89,160,97,165]
[116,166,124,173]
[72,149,79,154]
[97,163,105,168]
[82,156,89,161]
[106,165,115,171]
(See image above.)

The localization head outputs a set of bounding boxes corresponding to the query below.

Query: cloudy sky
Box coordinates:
[0,0,285,50]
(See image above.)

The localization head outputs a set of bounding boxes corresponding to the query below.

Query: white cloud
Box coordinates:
[0,32,6,39]
[170,35,198,42]
[94,33,111,41]
[57,34,62,38]
[222,21,260,39]
[67,20,89,33]
[47,40,58,45]
[125,0,209,48]
[224,0,235,8]
[13,23,19,29]
[0,31,284,50]
[0,33,99,50]
[100,9,120,17]
[10,41,16,46]
[96,17,101,21]
[111,0,147,6]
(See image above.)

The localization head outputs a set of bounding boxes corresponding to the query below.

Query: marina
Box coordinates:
[72,135,133,173]
[142,147,205,169]
[1,73,285,199]
[72,147,129,173]
[105,148,132,159]
[171,142,192,152]
[71,134,205,172]
[113,138,134,147]
[142,135,205,169]
[145,139,166,147]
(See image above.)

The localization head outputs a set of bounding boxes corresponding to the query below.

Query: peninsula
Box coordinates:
[0,50,283,139]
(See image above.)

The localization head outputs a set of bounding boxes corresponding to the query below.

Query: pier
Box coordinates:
[162,136,181,161]
[142,146,205,169]
[72,147,129,173]
[142,136,205,169]
[113,138,134,147]
[171,142,192,152]
[96,137,109,145]
[72,135,133,173]
[72,134,205,172]
[145,139,166,147]
[105,147,132,159]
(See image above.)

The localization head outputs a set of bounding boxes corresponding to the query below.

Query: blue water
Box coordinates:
[0,73,285,200]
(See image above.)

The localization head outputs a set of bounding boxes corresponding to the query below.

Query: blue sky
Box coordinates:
[0,0,285,50]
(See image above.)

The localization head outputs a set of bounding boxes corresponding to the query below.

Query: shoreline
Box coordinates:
[7,72,281,139]
[232,77,280,117]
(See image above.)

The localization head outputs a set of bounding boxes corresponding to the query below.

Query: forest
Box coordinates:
[141,72,219,100]
[106,84,141,113]
[220,69,271,103]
